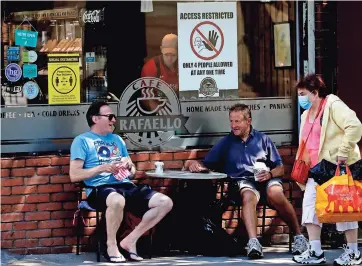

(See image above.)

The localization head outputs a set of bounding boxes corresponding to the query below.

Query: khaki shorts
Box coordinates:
[236,177,283,203]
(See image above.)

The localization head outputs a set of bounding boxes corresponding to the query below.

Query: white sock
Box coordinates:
[347,243,359,254]
[310,240,323,255]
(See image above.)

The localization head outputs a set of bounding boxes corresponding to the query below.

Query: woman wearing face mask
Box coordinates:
[292,74,362,266]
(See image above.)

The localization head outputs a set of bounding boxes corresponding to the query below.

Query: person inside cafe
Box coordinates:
[141,33,179,93]
[185,103,308,259]
[69,101,173,263]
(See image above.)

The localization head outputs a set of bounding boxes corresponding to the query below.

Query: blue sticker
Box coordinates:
[6,47,20,61]
[23,81,40,100]
[86,52,95,63]
[23,64,38,78]
[15,29,38,48]
[5,63,22,82]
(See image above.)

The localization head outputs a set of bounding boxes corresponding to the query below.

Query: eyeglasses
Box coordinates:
[97,114,117,121]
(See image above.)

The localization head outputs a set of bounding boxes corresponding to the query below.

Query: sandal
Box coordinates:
[103,252,126,263]
[120,248,144,261]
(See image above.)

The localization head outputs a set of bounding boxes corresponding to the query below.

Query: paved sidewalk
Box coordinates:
[1,247,348,266]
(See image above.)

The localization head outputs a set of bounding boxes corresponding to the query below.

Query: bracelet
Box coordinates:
[269,171,273,179]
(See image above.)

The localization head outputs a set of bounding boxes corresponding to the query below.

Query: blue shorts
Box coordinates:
[87,183,157,217]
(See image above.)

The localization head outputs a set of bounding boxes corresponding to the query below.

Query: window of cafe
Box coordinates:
[1,1,298,154]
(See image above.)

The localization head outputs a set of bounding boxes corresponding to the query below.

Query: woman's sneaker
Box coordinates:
[334,246,362,266]
[293,248,327,264]
[247,238,263,259]
[292,235,309,255]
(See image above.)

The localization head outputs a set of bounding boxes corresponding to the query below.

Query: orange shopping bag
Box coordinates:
[315,165,362,223]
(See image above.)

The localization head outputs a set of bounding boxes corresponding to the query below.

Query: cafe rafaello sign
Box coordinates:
[10,8,78,22]
[118,78,188,149]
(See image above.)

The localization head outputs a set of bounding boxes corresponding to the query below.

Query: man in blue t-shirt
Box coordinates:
[70,101,173,263]
[185,103,308,259]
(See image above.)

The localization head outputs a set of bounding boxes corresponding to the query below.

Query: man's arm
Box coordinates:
[69,159,118,183]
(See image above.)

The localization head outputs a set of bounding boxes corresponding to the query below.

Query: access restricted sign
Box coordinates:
[177,2,238,93]
[48,54,80,104]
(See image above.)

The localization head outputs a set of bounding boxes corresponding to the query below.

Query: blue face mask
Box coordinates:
[298,94,312,110]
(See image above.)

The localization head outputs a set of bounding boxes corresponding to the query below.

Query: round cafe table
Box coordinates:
[145,170,228,253]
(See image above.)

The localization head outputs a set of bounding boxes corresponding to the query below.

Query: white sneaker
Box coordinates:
[247,238,263,259]
[293,247,326,264]
[334,245,362,266]
[292,235,309,255]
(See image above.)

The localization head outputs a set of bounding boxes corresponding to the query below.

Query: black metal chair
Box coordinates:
[74,184,103,262]
[74,183,153,262]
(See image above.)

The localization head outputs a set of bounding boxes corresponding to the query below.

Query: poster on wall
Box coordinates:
[177,2,238,97]
[47,54,80,104]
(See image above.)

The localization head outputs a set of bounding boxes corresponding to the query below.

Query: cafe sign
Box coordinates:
[117,78,188,149]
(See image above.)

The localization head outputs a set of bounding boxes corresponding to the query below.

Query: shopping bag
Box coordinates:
[316,165,362,223]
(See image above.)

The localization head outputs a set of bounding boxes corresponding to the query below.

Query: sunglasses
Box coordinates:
[97,114,117,121]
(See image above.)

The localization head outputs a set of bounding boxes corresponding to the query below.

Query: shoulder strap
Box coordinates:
[297,99,325,160]
[154,55,161,78]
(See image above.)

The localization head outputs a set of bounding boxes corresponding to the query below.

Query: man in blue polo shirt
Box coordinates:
[186,103,308,259]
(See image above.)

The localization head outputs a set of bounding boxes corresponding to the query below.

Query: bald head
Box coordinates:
[160,33,178,55]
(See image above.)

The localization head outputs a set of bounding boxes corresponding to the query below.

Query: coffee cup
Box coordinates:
[253,162,269,181]
[155,161,164,174]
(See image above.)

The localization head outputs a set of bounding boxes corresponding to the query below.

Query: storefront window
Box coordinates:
[143,1,296,100]
[0,1,112,106]
[1,1,298,154]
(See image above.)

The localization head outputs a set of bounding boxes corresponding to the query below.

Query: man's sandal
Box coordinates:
[103,252,126,263]
[120,248,143,261]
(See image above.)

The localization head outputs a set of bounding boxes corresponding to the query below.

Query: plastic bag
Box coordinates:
[309,159,337,185]
[309,159,362,185]
[316,165,362,223]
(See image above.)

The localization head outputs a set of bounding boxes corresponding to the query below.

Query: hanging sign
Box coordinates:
[5,63,22,82]
[48,54,80,104]
[177,2,238,95]
[23,50,38,63]
[23,64,38,78]
[15,29,38,47]
[23,81,40,100]
[6,47,20,61]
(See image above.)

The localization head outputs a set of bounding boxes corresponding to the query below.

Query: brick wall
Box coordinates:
[1,147,302,255]
[315,1,337,93]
